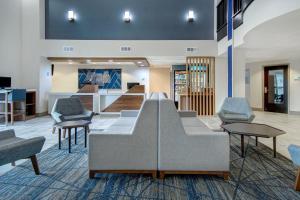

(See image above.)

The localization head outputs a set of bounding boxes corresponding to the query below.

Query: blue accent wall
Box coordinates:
[228,45,233,97]
[45,0,214,40]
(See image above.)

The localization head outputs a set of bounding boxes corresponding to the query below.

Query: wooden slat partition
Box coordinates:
[185,57,215,116]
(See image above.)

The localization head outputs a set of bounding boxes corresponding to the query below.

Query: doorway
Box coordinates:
[264,65,288,113]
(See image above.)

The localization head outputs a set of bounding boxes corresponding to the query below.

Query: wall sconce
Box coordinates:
[187,10,195,22]
[68,10,76,22]
[123,11,132,23]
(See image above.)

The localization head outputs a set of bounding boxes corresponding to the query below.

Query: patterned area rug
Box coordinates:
[0,132,299,200]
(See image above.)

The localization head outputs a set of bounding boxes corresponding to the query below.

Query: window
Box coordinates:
[217,0,227,31]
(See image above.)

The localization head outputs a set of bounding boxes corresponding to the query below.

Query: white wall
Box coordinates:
[215,57,228,111]
[233,48,246,97]
[0,0,22,87]
[51,65,149,93]
[246,59,300,112]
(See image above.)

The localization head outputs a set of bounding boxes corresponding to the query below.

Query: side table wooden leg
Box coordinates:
[241,135,245,158]
[68,128,71,153]
[256,136,258,146]
[75,127,77,145]
[273,137,277,158]
[58,128,61,149]
[85,126,87,148]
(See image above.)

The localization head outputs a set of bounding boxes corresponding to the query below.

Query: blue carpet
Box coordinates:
[0,132,300,200]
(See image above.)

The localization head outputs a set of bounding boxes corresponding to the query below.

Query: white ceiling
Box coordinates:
[243,9,300,62]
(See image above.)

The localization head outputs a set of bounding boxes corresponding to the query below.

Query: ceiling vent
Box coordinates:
[120,46,132,52]
[63,46,74,53]
[186,47,198,52]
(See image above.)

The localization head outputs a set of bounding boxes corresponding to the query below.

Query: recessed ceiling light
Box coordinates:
[108,59,113,63]
[140,64,145,67]
[137,61,142,64]
[117,62,121,65]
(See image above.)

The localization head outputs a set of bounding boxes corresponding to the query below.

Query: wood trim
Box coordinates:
[89,170,157,179]
[159,171,229,180]
[295,168,300,191]
[186,57,215,116]
[29,155,40,175]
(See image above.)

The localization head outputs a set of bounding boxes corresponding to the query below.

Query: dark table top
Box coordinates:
[54,120,91,129]
[221,123,286,138]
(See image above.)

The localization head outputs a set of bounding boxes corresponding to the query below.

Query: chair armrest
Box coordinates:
[178,110,197,117]
[83,109,94,119]
[51,112,63,123]
[120,110,140,117]
[0,129,16,140]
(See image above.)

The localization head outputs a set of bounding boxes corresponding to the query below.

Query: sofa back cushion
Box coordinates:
[55,97,84,116]
[158,94,186,138]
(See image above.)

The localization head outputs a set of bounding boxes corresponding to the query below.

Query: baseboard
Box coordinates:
[158,170,229,180]
[252,107,264,111]
[289,111,300,115]
[35,112,48,117]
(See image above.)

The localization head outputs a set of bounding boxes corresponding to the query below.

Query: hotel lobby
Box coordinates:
[1,0,300,199]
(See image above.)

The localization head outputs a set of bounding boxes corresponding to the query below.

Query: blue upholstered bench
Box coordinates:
[0,129,45,175]
[288,144,300,191]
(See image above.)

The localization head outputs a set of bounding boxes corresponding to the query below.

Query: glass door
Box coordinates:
[264,65,288,113]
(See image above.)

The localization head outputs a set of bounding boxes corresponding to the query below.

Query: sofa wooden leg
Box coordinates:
[89,170,96,179]
[30,155,40,175]
[52,127,56,134]
[159,172,165,179]
[11,161,16,166]
[223,172,229,180]
[295,169,300,191]
[152,171,157,179]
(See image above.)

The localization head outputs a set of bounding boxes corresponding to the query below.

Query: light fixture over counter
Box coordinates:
[187,10,195,22]
[123,11,132,23]
[68,10,76,22]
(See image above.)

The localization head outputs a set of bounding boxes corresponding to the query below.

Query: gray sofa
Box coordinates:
[0,129,45,175]
[88,93,159,178]
[158,93,230,179]
[218,97,255,124]
[88,92,230,179]
[51,97,94,135]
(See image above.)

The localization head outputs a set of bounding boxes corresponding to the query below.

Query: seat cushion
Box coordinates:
[63,114,91,121]
[0,137,24,148]
[223,113,249,120]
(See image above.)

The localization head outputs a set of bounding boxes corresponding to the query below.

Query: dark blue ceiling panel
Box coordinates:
[45,0,214,40]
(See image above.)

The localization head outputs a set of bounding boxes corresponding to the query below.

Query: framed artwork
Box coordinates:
[78,69,122,89]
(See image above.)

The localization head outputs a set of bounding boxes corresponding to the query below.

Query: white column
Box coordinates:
[232,48,246,97]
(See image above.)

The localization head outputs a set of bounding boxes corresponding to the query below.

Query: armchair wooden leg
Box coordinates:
[152,171,157,179]
[223,172,229,180]
[63,129,66,138]
[11,161,16,166]
[52,127,56,134]
[159,172,165,179]
[295,168,300,191]
[89,170,95,179]
[30,155,40,175]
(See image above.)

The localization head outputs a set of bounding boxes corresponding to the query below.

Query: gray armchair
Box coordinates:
[218,97,255,124]
[0,129,45,175]
[51,97,94,135]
